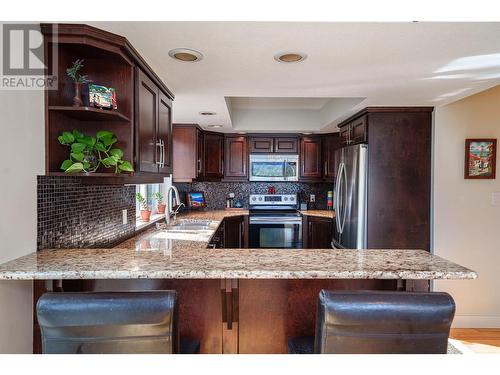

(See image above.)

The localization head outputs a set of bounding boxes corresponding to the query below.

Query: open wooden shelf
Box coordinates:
[47,172,132,177]
[48,106,131,122]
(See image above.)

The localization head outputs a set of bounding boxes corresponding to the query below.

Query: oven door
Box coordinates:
[249,216,303,248]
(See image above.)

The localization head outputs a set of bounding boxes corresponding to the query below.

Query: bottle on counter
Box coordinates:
[327,190,333,211]
[226,192,235,208]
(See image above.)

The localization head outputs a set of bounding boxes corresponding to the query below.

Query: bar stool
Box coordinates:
[37,291,200,354]
[288,290,455,354]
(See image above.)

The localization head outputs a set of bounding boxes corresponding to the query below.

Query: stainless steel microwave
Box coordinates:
[249,154,299,181]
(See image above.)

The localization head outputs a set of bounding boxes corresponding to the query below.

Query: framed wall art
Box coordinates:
[464,139,497,179]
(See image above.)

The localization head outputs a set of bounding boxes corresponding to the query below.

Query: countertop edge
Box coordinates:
[0,270,478,281]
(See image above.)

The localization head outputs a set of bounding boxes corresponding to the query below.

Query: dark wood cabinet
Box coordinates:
[224,136,248,180]
[173,124,201,182]
[274,137,298,153]
[223,215,246,248]
[303,216,333,248]
[203,133,224,179]
[338,115,367,146]
[351,115,367,144]
[158,91,173,173]
[299,136,323,180]
[249,137,274,153]
[137,70,159,173]
[196,129,204,179]
[173,129,344,182]
[339,127,350,146]
[338,107,433,251]
[323,133,341,181]
[249,136,298,153]
[136,69,172,175]
[42,24,174,184]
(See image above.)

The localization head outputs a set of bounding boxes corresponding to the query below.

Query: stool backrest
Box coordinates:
[37,291,179,354]
[314,290,455,354]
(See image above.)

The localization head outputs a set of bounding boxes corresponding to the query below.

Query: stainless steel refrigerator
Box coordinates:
[332,144,368,249]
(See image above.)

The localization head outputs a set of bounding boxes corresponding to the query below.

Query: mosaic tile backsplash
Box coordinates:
[175,181,332,210]
[37,176,136,250]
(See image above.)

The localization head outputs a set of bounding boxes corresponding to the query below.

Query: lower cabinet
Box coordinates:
[303,215,333,248]
[223,215,246,248]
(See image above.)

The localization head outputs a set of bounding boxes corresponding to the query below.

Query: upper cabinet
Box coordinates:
[136,69,172,174]
[249,136,298,153]
[299,136,323,181]
[224,136,248,180]
[173,129,341,183]
[172,124,202,182]
[338,114,367,147]
[323,133,341,181]
[41,23,174,184]
[249,137,274,153]
[158,92,173,173]
[203,133,224,179]
[274,137,298,153]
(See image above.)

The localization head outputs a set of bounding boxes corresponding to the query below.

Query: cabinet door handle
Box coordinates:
[324,161,327,176]
[197,159,201,173]
[155,140,163,166]
[162,139,166,168]
[221,159,224,175]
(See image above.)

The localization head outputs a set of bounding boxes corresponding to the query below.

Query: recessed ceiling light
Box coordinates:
[274,52,307,63]
[237,132,247,135]
[208,125,223,128]
[168,48,203,62]
[302,132,313,135]
[199,111,216,116]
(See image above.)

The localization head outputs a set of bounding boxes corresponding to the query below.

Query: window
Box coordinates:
[136,183,163,228]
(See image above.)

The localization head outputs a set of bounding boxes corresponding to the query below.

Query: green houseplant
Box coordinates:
[58,129,134,174]
[66,59,90,107]
[136,192,151,222]
[153,191,166,214]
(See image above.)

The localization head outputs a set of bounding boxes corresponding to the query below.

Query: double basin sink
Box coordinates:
[155,219,217,242]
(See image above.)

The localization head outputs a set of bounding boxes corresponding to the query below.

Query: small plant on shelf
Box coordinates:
[58,129,134,174]
[66,59,90,107]
[153,191,166,214]
[136,192,151,222]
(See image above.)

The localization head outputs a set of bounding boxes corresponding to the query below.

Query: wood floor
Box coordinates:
[450,328,500,353]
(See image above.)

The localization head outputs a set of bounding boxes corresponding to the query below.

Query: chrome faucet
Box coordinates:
[165,185,185,224]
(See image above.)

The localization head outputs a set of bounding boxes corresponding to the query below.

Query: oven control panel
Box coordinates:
[249,194,297,205]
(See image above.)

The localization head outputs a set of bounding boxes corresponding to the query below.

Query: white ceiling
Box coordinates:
[91,22,500,132]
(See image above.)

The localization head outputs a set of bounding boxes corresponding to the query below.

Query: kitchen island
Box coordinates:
[0,210,476,353]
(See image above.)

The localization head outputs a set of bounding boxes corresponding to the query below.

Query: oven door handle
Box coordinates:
[249,217,302,224]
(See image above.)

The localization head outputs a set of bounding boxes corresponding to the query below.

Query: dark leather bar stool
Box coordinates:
[288,290,456,354]
[37,291,200,354]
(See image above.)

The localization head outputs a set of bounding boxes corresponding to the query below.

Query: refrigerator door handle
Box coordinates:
[334,162,344,234]
[340,161,348,234]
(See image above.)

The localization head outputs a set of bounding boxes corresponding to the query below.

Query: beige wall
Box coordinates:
[0,74,44,353]
[434,85,500,327]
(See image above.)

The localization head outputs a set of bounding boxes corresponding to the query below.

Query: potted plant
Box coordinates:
[136,192,151,222]
[66,59,90,107]
[58,129,134,174]
[153,192,166,214]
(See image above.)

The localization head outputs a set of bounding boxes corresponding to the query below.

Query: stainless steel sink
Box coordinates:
[155,219,215,242]
[158,220,213,232]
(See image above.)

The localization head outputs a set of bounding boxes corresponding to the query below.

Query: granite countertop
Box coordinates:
[0,210,476,280]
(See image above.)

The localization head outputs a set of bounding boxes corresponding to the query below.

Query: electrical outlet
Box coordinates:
[122,209,128,224]
[492,192,500,206]
[310,194,316,202]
